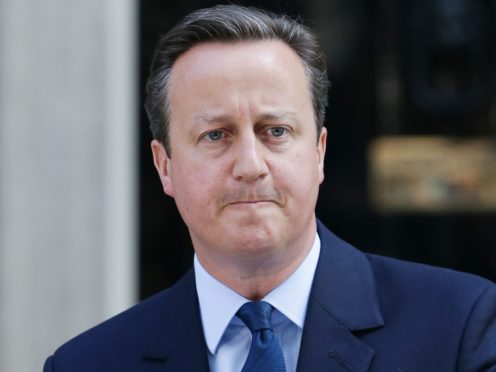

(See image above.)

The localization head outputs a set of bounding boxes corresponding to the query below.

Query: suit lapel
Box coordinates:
[297,221,384,372]
[139,270,210,372]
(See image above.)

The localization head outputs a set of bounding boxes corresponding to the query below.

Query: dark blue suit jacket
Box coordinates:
[44,222,496,371]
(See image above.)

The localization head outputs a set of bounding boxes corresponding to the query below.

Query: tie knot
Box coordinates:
[236,301,274,332]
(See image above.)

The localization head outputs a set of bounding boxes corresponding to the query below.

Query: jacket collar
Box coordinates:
[296,220,384,372]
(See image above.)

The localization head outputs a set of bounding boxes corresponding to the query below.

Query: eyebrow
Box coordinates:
[258,110,300,123]
[193,113,231,124]
[193,109,300,125]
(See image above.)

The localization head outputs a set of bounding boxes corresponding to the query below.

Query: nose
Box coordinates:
[232,132,269,183]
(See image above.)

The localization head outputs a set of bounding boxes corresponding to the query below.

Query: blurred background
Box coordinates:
[1,0,495,371]
[140,0,496,295]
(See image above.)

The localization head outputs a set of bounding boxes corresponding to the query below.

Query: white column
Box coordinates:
[0,1,137,371]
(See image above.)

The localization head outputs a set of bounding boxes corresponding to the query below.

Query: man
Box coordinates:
[45,5,496,372]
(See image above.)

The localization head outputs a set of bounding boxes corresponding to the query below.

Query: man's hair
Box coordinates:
[144,4,329,154]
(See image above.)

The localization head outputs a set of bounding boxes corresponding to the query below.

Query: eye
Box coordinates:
[204,130,224,141]
[268,127,287,137]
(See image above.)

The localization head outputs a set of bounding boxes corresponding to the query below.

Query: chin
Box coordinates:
[228,229,281,254]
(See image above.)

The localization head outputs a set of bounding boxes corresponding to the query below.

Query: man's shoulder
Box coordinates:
[319,221,496,369]
[45,269,196,371]
[359,253,496,370]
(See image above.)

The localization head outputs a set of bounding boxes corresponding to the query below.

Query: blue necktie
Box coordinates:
[236,301,287,372]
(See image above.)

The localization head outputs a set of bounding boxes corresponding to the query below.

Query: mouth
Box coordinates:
[229,200,274,204]
[225,200,276,208]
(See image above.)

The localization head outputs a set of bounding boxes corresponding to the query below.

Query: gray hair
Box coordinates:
[145,4,329,154]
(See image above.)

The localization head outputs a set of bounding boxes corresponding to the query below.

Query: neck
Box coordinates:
[195,228,316,300]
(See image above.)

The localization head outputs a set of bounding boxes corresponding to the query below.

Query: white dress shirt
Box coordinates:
[194,233,321,372]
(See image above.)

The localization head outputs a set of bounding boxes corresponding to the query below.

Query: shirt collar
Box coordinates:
[194,233,321,355]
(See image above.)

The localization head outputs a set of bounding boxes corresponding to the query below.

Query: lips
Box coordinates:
[228,200,274,205]
[225,200,276,212]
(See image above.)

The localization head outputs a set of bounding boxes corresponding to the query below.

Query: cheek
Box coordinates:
[275,153,321,198]
[171,164,220,213]
[279,150,320,181]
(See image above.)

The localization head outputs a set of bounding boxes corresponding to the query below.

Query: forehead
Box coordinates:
[169,39,309,90]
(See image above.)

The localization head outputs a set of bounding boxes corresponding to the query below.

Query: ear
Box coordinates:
[317,127,327,184]
[151,139,174,197]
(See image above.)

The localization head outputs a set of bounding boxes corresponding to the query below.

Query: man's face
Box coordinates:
[152,40,326,272]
